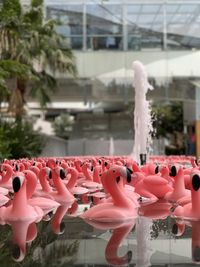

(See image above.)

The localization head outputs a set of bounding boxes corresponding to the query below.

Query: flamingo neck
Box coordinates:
[93,166,101,183]
[52,204,70,233]
[26,173,37,200]
[39,171,52,193]
[82,166,93,181]
[52,173,73,199]
[105,176,132,207]
[12,182,28,211]
[192,190,200,214]
[173,170,185,194]
[105,222,134,266]
[192,222,200,249]
[66,168,78,190]
[74,161,82,172]
[11,221,31,258]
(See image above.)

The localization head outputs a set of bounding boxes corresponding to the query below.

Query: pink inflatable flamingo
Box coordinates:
[0,172,43,224]
[51,203,73,234]
[65,167,89,195]
[23,170,60,215]
[172,170,200,220]
[139,199,172,219]
[10,219,38,262]
[80,165,138,222]
[85,218,135,266]
[172,220,200,263]
[190,220,200,263]
[133,171,172,203]
[164,168,190,204]
[0,163,13,191]
[33,167,53,197]
[105,220,134,266]
[81,161,102,189]
[50,166,75,204]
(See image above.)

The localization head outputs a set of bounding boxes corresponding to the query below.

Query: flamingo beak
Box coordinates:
[155,165,159,174]
[120,167,132,183]
[126,169,132,183]
[60,169,66,179]
[12,176,21,193]
[49,170,52,179]
[12,244,25,262]
[170,165,178,177]
[172,223,185,236]
[192,174,200,191]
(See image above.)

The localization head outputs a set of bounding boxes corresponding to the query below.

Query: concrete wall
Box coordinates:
[41,137,165,157]
[40,136,68,157]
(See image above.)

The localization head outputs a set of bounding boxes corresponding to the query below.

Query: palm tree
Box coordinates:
[0,0,76,120]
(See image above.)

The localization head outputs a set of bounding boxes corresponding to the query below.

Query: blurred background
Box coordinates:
[0,0,200,159]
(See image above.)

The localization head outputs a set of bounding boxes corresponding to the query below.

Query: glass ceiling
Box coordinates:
[46,0,200,50]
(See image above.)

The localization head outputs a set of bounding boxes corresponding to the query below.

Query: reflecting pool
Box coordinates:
[0,202,198,267]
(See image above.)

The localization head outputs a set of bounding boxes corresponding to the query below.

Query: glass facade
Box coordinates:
[46,1,200,51]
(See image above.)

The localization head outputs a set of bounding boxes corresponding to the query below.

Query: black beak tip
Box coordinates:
[192,174,200,191]
[59,222,65,234]
[193,246,200,262]
[170,166,177,177]
[172,224,178,235]
[60,169,66,179]
[49,170,52,179]
[12,177,21,193]
[127,167,133,174]
[12,244,21,261]
[155,165,159,174]
[126,168,132,183]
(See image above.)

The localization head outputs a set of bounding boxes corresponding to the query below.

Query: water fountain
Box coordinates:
[132,60,154,165]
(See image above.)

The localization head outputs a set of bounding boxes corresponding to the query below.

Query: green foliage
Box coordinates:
[152,101,183,138]
[0,220,79,267]
[0,60,32,79]
[150,217,174,239]
[0,0,22,19]
[0,128,11,159]
[0,120,44,159]
[53,113,74,140]
[0,0,76,119]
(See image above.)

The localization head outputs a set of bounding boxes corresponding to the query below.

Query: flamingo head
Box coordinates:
[108,165,133,184]
[169,164,181,177]
[55,167,66,180]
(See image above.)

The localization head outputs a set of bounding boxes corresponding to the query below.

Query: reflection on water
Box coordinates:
[0,202,198,267]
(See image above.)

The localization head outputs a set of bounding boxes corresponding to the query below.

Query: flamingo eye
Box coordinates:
[112,170,116,173]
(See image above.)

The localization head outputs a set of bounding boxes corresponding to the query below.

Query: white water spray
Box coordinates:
[109,136,114,156]
[132,61,154,164]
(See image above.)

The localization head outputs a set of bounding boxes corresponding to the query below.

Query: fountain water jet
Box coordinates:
[132,61,154,165]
